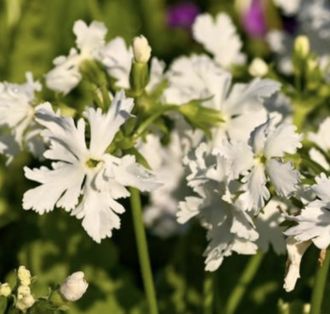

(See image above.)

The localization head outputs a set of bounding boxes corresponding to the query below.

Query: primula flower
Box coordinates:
[46,20,107,94]
[164,54,224,105]
[239,118,302,212]
[285,174,330,249]
[23,91,160,242]
[0,72,43,161]
[192,12,246,68]
[165,55,279,143]
[178,143,258,271]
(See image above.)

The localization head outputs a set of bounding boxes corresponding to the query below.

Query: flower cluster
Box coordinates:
[0,6,330,299]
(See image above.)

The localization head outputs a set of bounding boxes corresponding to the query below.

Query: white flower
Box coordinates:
[23,91,160,243]
[60,271,88,302]
[165,56,279,143]
[163,54,224,105]
[0,72,42,161]
[283,238,311,292]
[192,13,246,68]
[178,143,258,271]
[209,75,280,143]
[248,58,269,77]
[285,174,330,249]
[18,266,32,286]
[139,133,186,238]
[146,58,166,93]
[100,37,133,89]
[0,283,11,297]
[46,20,107,94]
[132,35,151,63]
[239,118,302,212]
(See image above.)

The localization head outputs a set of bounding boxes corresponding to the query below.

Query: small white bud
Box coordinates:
[0,283,11,297]
[294,35,310,58]
[16,285,35,312]
[248,58,269,77]
[18,266,31,286]
[60,271,88,302]
[133,35,151,63]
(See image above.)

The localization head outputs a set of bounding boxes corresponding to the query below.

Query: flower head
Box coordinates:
[46,20,107,94]
[23,91,160,242]
[18,266,32,286]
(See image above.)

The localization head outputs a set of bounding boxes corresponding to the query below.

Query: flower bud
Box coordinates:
[0,283,11,297]
[59,271,88,302]
[16,285,35,312]
[248,58,268,77]
[18,266,32,286]
[294,35,310,58]
[133,35,151,63]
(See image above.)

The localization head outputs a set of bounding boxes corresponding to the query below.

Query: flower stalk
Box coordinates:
[310,249,330,314]
[225,253,264,314]
[129,187,159,314]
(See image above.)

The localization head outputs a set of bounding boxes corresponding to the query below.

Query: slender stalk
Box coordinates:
[203,272,214,314]
[225,253,264,314]
[310,249,330,314]
[129,187,159,314]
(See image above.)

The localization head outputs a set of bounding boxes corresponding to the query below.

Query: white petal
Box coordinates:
[23,163,84,213]
[74,187,123,243]
[84,91,134,156]
[35,103,87,161]
[225,79,280,116]
[146,57,166,93]
[264,122,302,158]
[313,173,330,202]
[177,196,203,224]
[285,200,330,249]
[109,155,160,192]
[283,238,311,292]
[45,49,82,94]
[266,159,300,197]
[239,163,270,212]
[192,13,246,68]
[100,37,133,89]
[308,117,330,152]
[73,20,107,56]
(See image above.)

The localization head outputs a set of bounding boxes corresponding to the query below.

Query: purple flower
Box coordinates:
[243,0,267,38]
[167,2,200,29]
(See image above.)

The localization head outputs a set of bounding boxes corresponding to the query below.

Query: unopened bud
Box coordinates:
[18,266,32,286]
[0,283,11,297]
[294,36,310,58]
[59,271,88,302]
[133,35,151,63]
[248,58,269,77]
[16,285,35,312]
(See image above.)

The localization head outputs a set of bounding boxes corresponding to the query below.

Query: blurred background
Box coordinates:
[0,0,326,313]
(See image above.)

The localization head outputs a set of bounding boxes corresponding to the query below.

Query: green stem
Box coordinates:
[129,188,159,314]
[310,249,330,314]
[225,253,264,314]
[203,272,214,314]
[132,105,177,141]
